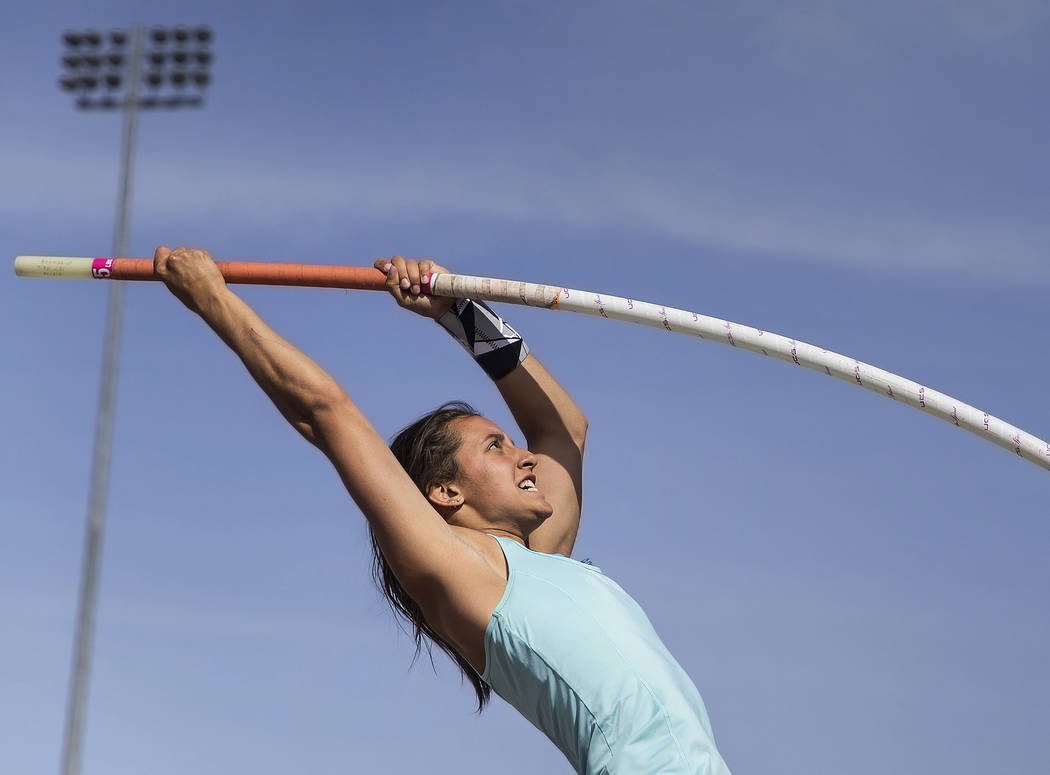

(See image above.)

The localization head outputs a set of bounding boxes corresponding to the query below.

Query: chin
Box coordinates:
[519,509,552,534]
[524,510,552,536]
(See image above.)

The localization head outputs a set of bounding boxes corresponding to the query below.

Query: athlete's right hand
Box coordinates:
[154,245,227,314]
[375,256,455,320]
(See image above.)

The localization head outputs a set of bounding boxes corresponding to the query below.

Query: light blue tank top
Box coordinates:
[481,536,731,775]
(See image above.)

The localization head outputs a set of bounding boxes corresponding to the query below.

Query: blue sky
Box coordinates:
[3,2,1049,773]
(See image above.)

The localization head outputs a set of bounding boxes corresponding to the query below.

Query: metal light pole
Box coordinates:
[57,25,214,775]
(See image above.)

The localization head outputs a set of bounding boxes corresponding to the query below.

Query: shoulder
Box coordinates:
[416,528,509,672]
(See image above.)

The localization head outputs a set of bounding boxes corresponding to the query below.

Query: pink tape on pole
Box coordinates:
[91,258,114,279]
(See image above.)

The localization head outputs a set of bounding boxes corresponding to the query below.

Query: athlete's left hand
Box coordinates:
[375,256,455,320]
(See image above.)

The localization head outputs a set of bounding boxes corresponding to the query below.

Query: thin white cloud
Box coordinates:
[5,143,1047,285]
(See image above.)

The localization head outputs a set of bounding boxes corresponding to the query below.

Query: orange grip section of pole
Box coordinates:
[108,258,388,290]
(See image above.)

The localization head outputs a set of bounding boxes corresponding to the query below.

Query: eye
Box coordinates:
[488,439,501,450]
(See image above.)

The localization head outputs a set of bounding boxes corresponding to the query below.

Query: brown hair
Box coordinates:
[371,401,492,710]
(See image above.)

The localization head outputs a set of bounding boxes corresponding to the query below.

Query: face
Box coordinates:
[447,415,554,529]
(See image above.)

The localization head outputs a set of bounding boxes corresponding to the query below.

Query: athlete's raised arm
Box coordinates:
[378,256,587,557]
[493,355,587,555]
[154,246,502,624]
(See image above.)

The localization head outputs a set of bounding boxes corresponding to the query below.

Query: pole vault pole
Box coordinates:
[15,255,1050,474]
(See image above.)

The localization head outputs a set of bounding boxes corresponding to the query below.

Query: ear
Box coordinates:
[427,483,463,509]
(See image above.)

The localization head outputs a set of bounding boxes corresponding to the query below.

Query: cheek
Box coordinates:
[455,457,494,495]
[460,460,511,497]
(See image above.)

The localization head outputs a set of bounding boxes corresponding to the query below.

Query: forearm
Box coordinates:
[195,287,344,443]
[425,286,586,446]
[498,353,587,556]
[496,354,588,449]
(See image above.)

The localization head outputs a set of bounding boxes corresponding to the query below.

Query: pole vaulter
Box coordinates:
[16,254,1049,473]
[15,248,1048,775]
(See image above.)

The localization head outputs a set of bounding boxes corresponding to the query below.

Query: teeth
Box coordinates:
[519,481,537,490]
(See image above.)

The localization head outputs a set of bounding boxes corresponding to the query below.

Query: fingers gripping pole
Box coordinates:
[426,272,1050,474]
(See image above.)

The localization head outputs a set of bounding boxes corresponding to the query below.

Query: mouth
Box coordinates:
[517,476,540,493]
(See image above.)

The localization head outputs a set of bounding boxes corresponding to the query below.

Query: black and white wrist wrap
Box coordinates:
[437,298,529,380]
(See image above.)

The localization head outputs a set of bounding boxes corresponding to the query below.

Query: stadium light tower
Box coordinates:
[57,25,214,775]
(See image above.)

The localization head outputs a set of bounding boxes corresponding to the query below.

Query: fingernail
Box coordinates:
[411,284,420,295]
[400,278,410,289]
[382,262,392,272]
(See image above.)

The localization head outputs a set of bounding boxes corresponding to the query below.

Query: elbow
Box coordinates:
[301,383,357,441]
[310,379,346,409]
[548,411,589,452]
[309,383,353,424]
[520,407,588,452]
[569,414,589,451]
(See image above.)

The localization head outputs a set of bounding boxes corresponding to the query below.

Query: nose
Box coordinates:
[518,448,537,469]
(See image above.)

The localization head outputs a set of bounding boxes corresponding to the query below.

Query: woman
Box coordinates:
[155,245,731,774]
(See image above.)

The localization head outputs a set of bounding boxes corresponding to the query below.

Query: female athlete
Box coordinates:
[155,246,731,775]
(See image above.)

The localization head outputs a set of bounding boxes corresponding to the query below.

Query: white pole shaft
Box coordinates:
[428,273,1050,473]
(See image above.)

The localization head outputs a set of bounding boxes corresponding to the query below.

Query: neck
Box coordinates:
[447,508,530,546]
[483,527,528,546]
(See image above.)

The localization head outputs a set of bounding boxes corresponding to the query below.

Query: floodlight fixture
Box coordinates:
[60,25,213,111]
